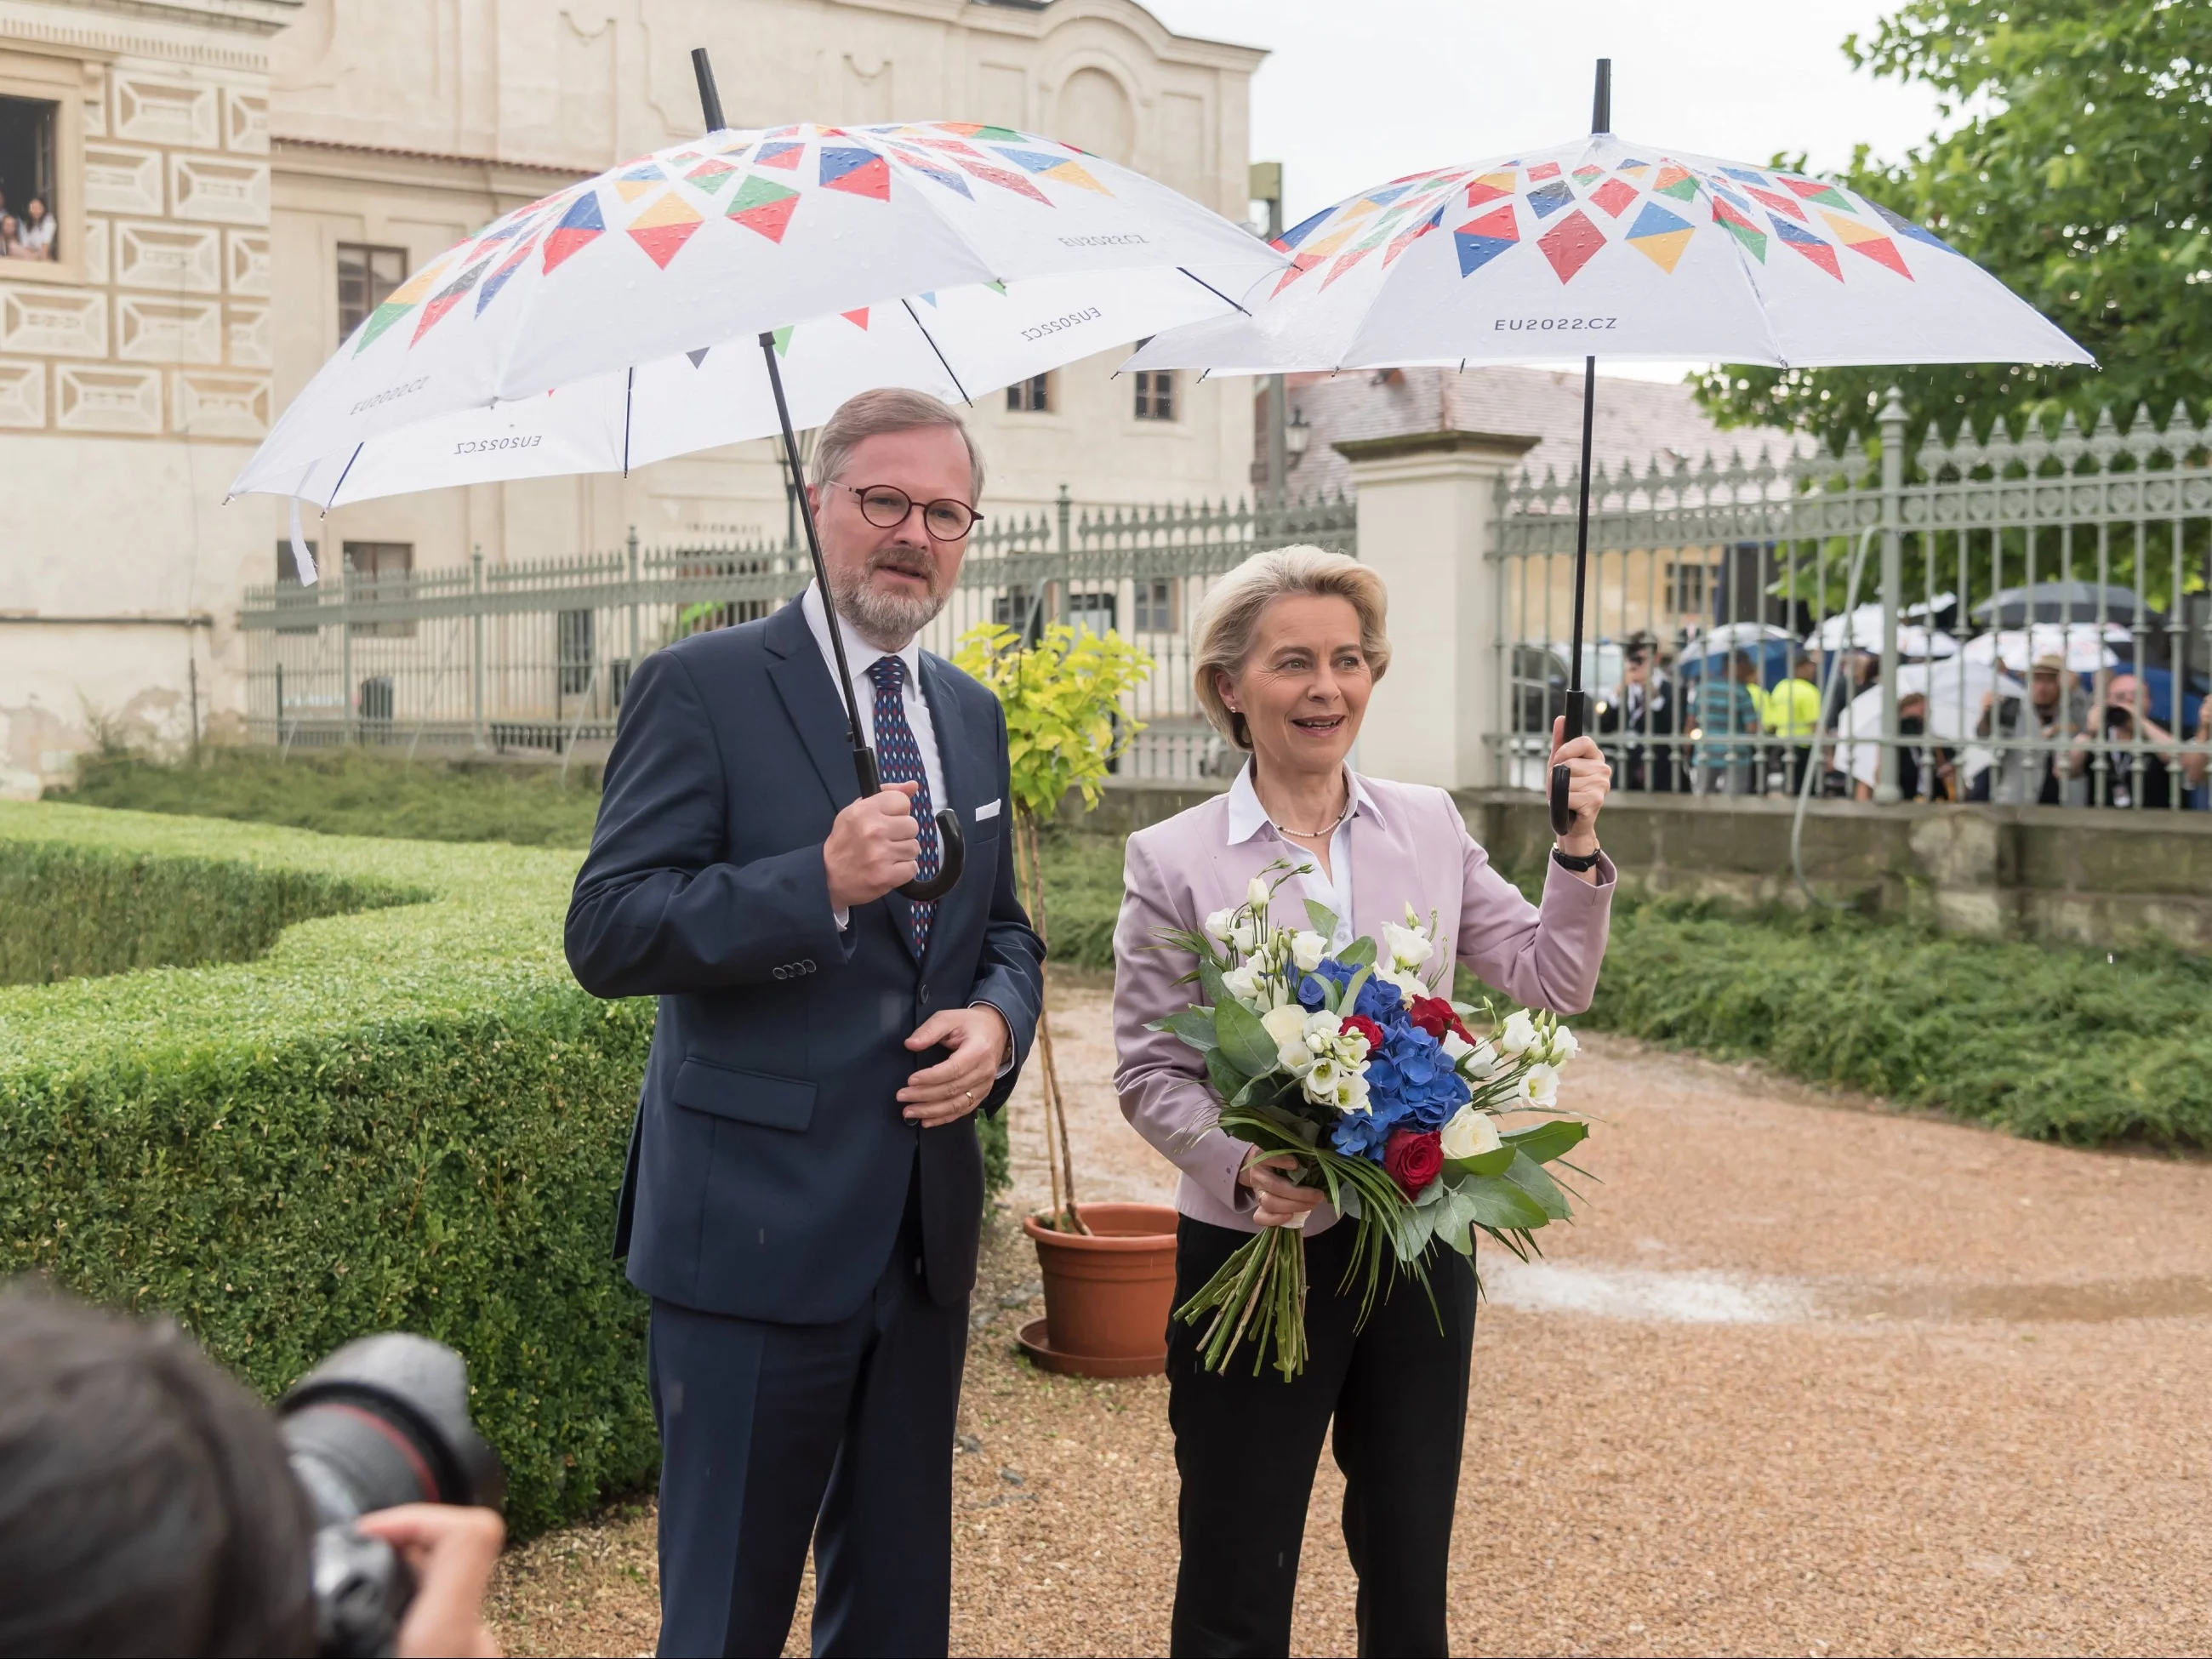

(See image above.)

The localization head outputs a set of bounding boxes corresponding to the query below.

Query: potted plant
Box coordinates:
[955,619,1176,1377]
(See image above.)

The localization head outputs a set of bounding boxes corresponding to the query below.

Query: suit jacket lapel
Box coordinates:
[763,599,861,818]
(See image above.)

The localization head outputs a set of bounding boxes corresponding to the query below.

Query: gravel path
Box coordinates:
[487,984,2212,1657]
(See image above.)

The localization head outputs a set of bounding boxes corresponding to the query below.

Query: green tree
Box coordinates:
[954,620,1151,1233]
[1695,0,2212,451]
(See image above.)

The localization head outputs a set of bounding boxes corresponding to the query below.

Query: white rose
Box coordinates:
[1291,930,1329,973]
[1203,907,1237,946]
[1261,1002,1310,1051]
[1518,1061,1560,1108]
[1382,918,1434,973]
[1248,875,1272,912]
[1440,1106,1502,1161]
[1499,1010,1538,1056]
[1547,1025,1581,1065]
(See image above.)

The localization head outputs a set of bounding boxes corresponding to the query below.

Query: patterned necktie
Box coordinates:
[866,655,941,956]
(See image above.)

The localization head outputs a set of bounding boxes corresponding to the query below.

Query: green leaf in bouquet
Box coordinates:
[1336,936,1378,969]
[1205,1046,1250,1105]
[1342,965,1371,1012]
[1432,1183,1481,1256]
[1160,1006,1220,1052]
[1303,898,1339,938]
[1457,1175,1551,1232]
[1213,995,1283,1079]
[1502,1119,1588,1165]
[1444,1143,1519,1179]
[1502,1151,1573,1221]
[1394,1200,1440,1262]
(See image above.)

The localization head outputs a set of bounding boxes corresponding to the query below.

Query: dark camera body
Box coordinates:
[279,1335,505,1658]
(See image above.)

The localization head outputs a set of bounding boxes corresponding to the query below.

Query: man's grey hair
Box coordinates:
[808,387,986,504]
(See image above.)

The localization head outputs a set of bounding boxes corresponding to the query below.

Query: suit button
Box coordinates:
[919,986,931,1006]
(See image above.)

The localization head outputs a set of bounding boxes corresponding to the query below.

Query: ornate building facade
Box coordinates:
[0,0,1263,792]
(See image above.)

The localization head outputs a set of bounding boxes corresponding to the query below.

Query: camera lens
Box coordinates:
[278,1333,505,1525]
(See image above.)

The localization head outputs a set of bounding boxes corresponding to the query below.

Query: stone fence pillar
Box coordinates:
[1334,430,1538,790]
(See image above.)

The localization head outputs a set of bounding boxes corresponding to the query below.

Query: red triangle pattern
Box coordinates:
[1536,209,1606,282]
[733,194,799,242]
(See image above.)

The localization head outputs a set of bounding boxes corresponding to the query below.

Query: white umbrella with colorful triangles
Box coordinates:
[1126,60,2091,833]
[230,114,1278,527]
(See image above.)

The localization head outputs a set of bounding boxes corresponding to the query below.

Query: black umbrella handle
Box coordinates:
[1549,690,1588,837]
[852,744,966,903]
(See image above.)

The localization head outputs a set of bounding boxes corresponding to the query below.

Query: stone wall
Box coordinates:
[1075,778,2212,953]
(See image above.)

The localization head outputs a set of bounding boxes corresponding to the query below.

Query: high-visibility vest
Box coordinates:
[1760,676,1822,739]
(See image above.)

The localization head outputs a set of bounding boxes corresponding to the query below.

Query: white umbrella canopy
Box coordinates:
[1962,624,2125,675]
[1806,604,1958,658]
[1835,658,2026,790]
[1123,130,2091,375]
[231,119,1281,512]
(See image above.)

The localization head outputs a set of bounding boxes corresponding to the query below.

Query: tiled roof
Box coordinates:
[1268,364,1802,500]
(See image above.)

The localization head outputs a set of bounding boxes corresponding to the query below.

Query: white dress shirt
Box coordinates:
[801,583,946,808]
[1225,761,1386,950]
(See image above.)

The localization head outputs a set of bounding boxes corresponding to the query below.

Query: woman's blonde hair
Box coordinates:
[1189,545,1389,750]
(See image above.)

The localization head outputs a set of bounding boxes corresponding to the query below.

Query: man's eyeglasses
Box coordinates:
[846,485,983,543]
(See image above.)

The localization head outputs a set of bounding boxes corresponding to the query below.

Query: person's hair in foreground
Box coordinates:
[0,1287,313,1658]
[1189,544,1392,752]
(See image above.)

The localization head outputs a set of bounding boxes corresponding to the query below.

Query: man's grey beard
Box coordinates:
[829,547,949,651]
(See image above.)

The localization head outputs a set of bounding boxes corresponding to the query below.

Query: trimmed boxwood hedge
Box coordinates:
[0,803,655,1536]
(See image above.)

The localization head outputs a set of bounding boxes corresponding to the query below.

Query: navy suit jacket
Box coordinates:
[565,598,1044,1325]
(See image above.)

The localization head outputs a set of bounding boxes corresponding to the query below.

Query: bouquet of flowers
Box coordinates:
[1154,865,1588,1379]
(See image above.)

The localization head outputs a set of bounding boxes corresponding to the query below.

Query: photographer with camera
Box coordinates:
[0,1289,505,1659]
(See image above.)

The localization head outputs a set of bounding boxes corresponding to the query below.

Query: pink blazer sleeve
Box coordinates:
[1110,830,1255,1216]
[1450,795,1616,1014]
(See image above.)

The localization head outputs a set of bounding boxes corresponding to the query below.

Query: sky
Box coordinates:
[1140,0,1954,380]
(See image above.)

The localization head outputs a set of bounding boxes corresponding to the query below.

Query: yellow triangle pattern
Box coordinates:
[1629,228,1692,273]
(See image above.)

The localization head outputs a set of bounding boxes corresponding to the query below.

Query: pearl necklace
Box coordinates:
[1269,790,1354,840]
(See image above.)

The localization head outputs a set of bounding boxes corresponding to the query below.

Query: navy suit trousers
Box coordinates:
[649,1161,967,1658]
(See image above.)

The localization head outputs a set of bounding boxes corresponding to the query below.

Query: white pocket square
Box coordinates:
[976,798,1001,822]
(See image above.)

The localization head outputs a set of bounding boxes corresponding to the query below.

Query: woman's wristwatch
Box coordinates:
[1551,843,1603,874]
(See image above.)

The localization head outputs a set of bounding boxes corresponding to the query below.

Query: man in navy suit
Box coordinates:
[566,388,1044,1658]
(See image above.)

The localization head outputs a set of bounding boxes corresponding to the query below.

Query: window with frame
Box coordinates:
[1132,368,1177,421]
[0,95,60,262]
[1133,577,1176,634]
[1006,373,1051,413]
[1664,559,1711,617]
[337,243,408,343]
[343,541,414,637]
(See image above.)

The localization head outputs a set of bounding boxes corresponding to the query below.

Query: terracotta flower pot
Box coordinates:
[1018,1201,1180,1378]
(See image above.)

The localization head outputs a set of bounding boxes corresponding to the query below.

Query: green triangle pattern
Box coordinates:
[353,301,413,355]
[772,324,795,356]
[730,174,799,211]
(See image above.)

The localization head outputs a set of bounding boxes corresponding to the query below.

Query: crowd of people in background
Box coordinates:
[0,191,56,261]
[1593,633,2212,810]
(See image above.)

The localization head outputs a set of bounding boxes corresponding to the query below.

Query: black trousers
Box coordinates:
[648,1166,967,1658]
[1166,1215,1479,1659]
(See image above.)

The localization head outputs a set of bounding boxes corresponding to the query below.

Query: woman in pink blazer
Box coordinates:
[1113,546,1614,1657]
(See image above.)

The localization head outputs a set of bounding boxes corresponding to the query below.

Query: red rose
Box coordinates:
[1411,995,1474,1045]
[1383,1128,1445,1199]
[1339,1014,1385,1053]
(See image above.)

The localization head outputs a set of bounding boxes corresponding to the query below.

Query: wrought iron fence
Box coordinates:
[1494,397,2212,812]
[239,487,1356,783]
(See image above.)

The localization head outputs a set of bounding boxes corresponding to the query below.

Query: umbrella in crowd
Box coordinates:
[1834,657,2026,794]
[1806,603,1959,658]
[1127,60,2093,830]
[1963,624,2126,675]
[232,48,1283,906]
[1972,581,2164,628]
